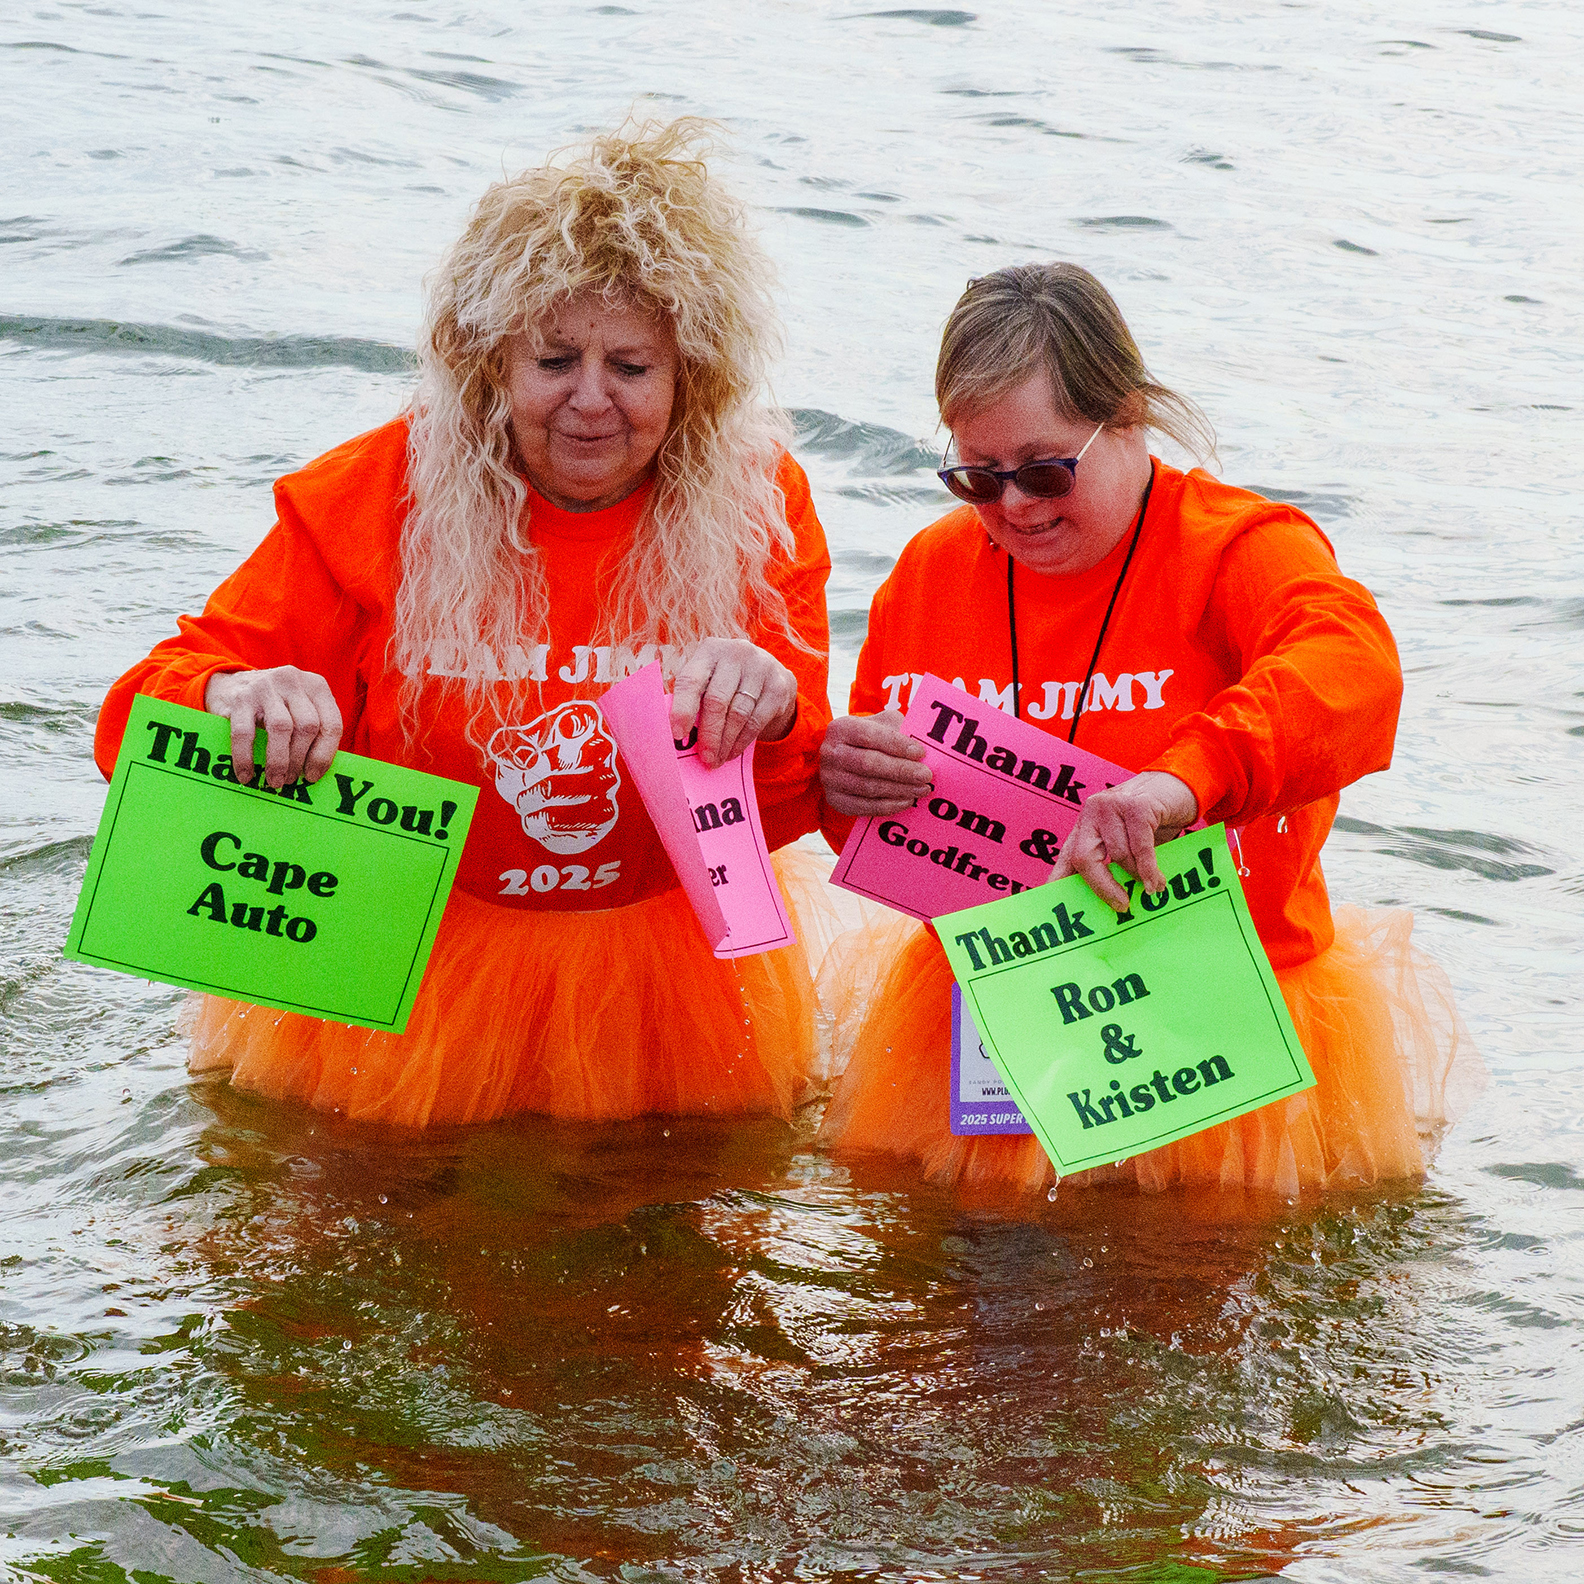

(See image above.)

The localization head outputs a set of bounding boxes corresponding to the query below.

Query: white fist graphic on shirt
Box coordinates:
[487,702,621,855]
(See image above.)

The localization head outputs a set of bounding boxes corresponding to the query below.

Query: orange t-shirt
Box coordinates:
[95,419,833,913]
[824,461,1403,969]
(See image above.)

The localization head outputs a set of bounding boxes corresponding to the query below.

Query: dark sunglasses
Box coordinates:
[938,421,1105,505]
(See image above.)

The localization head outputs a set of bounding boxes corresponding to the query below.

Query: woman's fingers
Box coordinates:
[299,673,344,784]
[209,677,259,784]
[671,639,798,766]
[204,668,342,788]
[670,641,742,757]
[1122,799,1168,893]
[694,662,742,765]
[717,671,795,766]
[260,695,300,789]
[819,711,933,816]
[669,653,712,746]
[1052,819,1133,912]
[1049,772,1198,911]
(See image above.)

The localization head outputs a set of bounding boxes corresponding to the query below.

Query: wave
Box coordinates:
[0,315,416,373]
[788,408,936,475]
[849,9,977,25]
[117,235,267,267]
[1241,485,1354,521]
[1333,817,1553,882]
[1,322,937,482]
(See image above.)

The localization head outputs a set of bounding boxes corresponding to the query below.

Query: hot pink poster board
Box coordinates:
[675,728,796,960]
[600,663,795,960]
[830,674,1135,922]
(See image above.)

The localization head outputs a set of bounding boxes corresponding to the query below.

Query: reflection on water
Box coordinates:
[4,983,1581,1579]
[3,0,1582,1578]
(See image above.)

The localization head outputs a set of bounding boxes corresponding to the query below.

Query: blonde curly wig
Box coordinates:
[396,117,796,740]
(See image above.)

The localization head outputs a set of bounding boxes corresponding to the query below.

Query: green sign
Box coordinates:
[64,694,478,1033]
[937,826,1315,1176]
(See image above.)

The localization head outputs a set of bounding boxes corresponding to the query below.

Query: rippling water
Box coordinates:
[4,3,1582,1579]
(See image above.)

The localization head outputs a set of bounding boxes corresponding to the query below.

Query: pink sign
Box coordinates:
[830,674,1136,922]
[600,663,795,960]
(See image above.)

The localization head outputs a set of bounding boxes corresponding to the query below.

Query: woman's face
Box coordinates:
[504,292,679,511]
[949,370,1152,578]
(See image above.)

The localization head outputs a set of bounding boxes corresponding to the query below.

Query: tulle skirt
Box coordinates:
[816,904,1482,1197]
[187,851,829,1128]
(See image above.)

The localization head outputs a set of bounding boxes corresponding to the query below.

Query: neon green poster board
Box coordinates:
[64,695,478,1033]
[937,826,1315,1176]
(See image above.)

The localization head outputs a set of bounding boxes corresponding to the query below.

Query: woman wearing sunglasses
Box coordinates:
[816,262,1475,1197]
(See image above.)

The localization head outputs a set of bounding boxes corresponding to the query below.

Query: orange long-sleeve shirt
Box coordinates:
[825,460,1402,969]
[96,418,833,913]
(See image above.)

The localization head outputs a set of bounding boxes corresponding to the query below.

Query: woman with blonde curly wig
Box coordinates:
[94,119,834,1127]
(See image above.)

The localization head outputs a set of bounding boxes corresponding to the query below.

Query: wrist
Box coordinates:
[761,695,798,744]
[203,670,248,711]
[1143,770,1198,828]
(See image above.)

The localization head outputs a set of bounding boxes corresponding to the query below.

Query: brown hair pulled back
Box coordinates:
[935,263,1215,459]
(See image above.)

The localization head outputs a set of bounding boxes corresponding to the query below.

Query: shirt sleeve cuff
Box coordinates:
[751,695,821,786]
[1143,735,1237,825]
[819,805,856,856]
[176,659,244,713]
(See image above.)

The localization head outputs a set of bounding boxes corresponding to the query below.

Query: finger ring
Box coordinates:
[733,689,760,706]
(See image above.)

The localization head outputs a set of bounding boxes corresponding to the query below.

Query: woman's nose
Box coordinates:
[999,481,1045,518]
[567,356,612,410]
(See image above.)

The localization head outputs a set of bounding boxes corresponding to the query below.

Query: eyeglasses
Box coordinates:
[937,421,1105,505]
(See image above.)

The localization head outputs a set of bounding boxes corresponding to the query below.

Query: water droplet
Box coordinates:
[341,1339,351,1351]
[1047,1186,1058,1202]
[378,1194,387,1205]
[1082,1257,1093,1269]
[120,1088,132,1102]
[663,1129,671,1138]
[1034,1302,1043,1312]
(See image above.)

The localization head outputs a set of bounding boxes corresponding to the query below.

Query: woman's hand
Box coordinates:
[819,711,934,817]
[204,668,343,789]
[669,639,799,769]
[1050,771,1198,911]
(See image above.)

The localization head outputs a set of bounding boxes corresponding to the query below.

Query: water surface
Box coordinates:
[3,2,1582,1578]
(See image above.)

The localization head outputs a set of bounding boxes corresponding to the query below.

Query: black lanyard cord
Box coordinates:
[1003,458,1157,744]
[1007,551,1021,718]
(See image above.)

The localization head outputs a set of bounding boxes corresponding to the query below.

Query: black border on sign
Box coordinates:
[72,758,451,1030]
[832,719,1081,914]
[678,743,793,955]
[958,886,1311,1173]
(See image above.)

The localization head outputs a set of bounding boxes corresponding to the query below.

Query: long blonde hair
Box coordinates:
[396,117,795,738]
[936,263,1216,458]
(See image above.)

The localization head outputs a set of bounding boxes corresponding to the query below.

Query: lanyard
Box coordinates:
[1005,458,1156,744]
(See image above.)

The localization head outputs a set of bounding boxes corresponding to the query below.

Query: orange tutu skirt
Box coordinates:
[816,904,1482,1197]
[187,851,826,1128]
